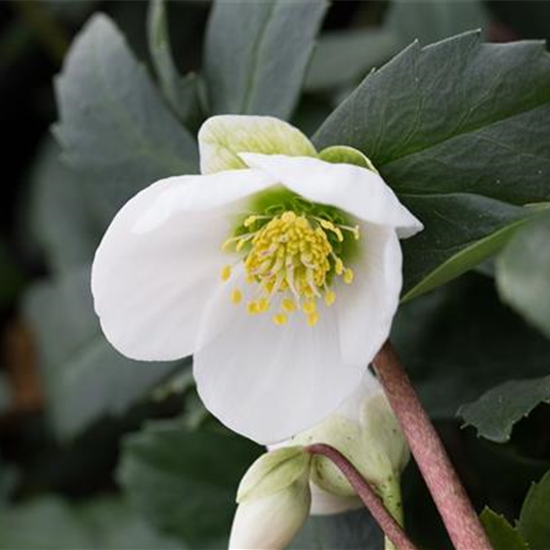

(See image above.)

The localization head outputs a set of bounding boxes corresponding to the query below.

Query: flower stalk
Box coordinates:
[373,342,492,550]
[307,443,419,550]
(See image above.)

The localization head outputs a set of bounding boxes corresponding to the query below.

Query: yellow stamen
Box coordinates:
[221,265,232,281]
[244,215,258,227]
[281,298,296,313]
[223,209,360,327]
[324,290,336,307]
[306,312,319,327]
[231,289,242,304]
[273,313,288,326]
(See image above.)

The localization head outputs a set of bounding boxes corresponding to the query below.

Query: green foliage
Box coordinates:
[54,13,198,226]
[23,266,184,439]
[204,0,327,119]
[315,32,550,298]
[518,470,550,550]
[481,508,530,550]
[147,0,203,128]
[28,139,100,273]
[392,274,550,419]
[459,376,550,443]
[497,211,550,340]
[290,510,382,549]
[117,419,261,548]
[0,497,182,550]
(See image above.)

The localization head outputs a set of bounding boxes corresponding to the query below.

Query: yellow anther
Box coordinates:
[221,238,234,251]
[231,289,242,304]
[244,215,258,227]
[273,313,288,326]
[319,219,335,230]
[353,225,361,240]
[302,299,317,315]
[223,209,358,326]
[281,211,297,223]
[324,290,336,307]
[344,268,354,284]
[236,238,247,252]
[306,312,319,327]
[221,265,232,281]
[281,298,296,313]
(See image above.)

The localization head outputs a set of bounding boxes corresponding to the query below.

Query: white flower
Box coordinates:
[91,115,423,444]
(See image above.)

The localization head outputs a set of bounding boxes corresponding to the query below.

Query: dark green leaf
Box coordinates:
[315,33,550,298]
[400,194,537,299]
[29,138,100,273]
[118,419,260,548]
[386,0,488,47]
[497,211,550,340]
[54,13,198,226]
[0,497,92,550]
[459,375,550,443]
[392,274,550,419]
[0,496,182,550]
[315,33,550,204]
[305,28,400,92]
[481,508,530,550]
[289,509,382,550]
[80,497,182,549]
[519,469,550,550]
[204,0,327,119]
[23,266,182,439]
[147,0,202,128]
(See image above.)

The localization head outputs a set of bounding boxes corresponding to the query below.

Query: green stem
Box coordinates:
[378,476,404,550]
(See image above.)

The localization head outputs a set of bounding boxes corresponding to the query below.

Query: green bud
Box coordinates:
[237,446,311,503]
[230,472,311,550]
[293,381,409,497]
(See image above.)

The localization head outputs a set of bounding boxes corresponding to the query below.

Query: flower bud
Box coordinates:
[293,375,409,498]
[237,446,310,502]
[229,466,311,549]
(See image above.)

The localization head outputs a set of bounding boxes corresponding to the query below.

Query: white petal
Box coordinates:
[193,278,365,444]
[240,153,423,237]
[199,115,316,175]
[133,169,276,233]
[309,483,362,516]
[91,171,273,361]
[336,224,403,366]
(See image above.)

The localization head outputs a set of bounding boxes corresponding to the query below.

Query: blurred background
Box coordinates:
[0,1,550,548]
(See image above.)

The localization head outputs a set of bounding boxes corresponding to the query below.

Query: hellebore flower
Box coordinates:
[91,115,423,444]
[230,374,409,549]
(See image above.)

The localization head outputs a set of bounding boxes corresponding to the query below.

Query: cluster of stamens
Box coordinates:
[220,208,360,327]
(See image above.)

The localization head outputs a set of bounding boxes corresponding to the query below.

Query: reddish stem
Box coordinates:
[373,342,492,550]
[307,443,419,550]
